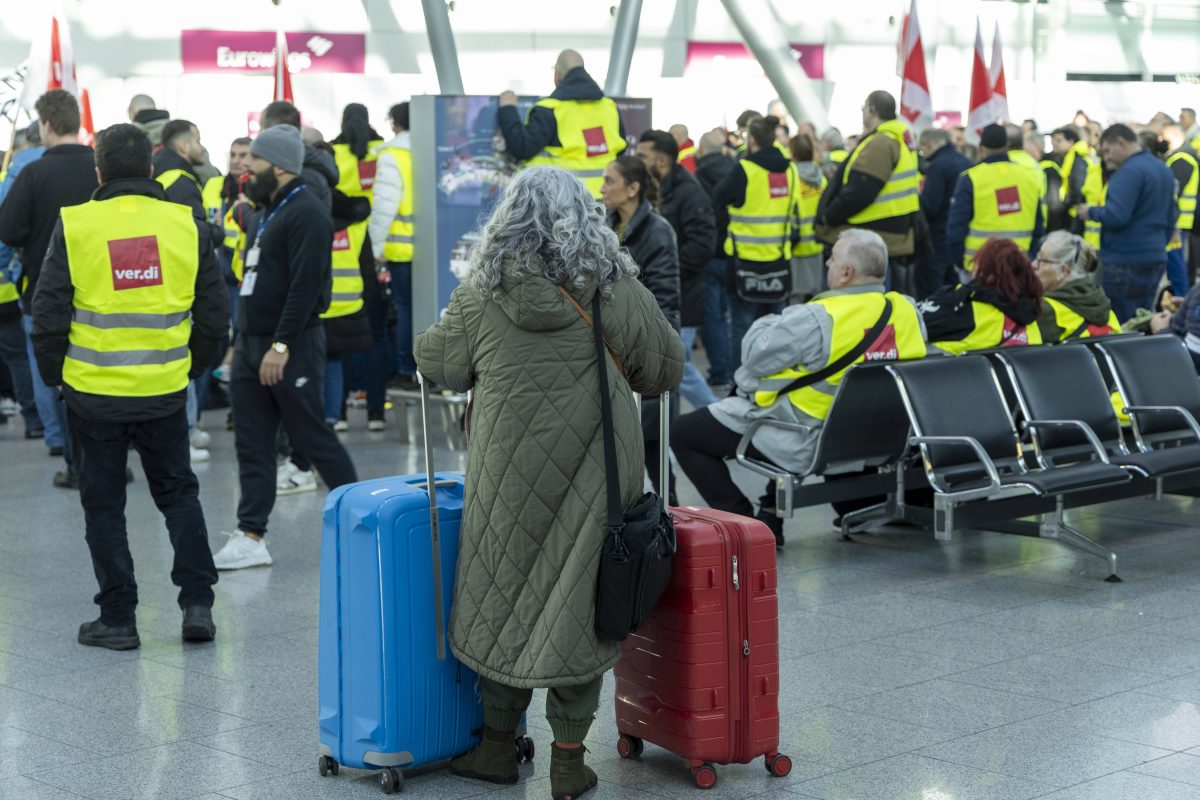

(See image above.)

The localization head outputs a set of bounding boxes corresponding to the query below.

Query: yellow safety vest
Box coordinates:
[201,176,223,224]
[1084,181,1107,249]
[1044,297,1120,340]
[332,140,385,200]
[933,301,1044,355]
[60,195,197,397]
[1008,149,1047,197]
[842,119,920,226]
[828,149,848,164]
[961,159,1044,271]
[0,267,17,305]
[677,144,695,164]
[381,146,414,263]
[1061,142,1102,219]
[155,168,202,196]
[1167,150,1199,232]
[755,291,925,420]
[725,160,798,262]
[322,224,365,319]
[794,173,826,258]
[526,96,625,198]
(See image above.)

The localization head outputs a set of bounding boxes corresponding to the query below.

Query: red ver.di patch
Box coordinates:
[863,324,899,361]
[1001,317,1029,346]
[582,127,608,157]
[995,186,1021,215]
[767,171,789,199]
[358,161,377,191]
[108,235,164,291]
[332,229,350,251]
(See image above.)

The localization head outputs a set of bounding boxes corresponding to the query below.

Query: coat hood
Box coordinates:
[969,284,1042,325]
[495,259,601,332]
[1047,276,1114,324]
[795,160,823,187]
[303,144,340,186]
[549,67,606,101]
[152,147,198,180]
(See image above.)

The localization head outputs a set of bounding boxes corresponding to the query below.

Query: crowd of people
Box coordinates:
[2,46,1200,798]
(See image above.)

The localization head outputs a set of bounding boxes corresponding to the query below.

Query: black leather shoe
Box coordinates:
[48,445,63,456]
[78,619,140,650]
[53,470,78,489]
[756,509,785,548]
[181,606,216,643]
[26,427,45,440]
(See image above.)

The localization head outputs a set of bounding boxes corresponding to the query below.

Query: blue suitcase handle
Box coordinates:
[419,374,450,661]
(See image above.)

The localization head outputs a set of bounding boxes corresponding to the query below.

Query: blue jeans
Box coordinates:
[678,327,718,408]
[324,356,344,424]
[0,315,40,430]
[729,296,784,374]
[22,314,62,448]
[1102,261,1167,322]
[1167,245,1189,298]
[700,259,732,384]
[387,261,416,375]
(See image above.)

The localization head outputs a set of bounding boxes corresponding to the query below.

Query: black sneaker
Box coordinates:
[78,618,140,650]
[26,427,45,440]
[181,606,216,643]
[53,470,78,490]
[48,445,63,456]
[756,509,785,548]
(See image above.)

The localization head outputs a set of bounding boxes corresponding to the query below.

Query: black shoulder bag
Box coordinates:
[772,299,894,397]
[565,288,676,641]
[730,165,797,305]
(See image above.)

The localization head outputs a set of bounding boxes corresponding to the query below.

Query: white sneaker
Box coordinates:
[0,397,17,416]
[276,459,297,485]
[190,446,210,463]
[190,428,211,449]
[213,530,273,570]
[367,418,386,432]
[333,419,349,432]
[277,465,317,495]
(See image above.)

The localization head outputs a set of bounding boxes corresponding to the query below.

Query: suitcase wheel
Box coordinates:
[380,767,404,794]
[318,756,339,777]
[515,735,536,763]
[616,735,644,759]
[766,754,792,778]
[691,763,718,789]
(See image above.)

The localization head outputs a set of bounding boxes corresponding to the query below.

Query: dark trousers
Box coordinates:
[364,282,391,412]
[68,406,216,627]
[232,327,358,534]
[729,298,783,373]
[387,261,416,376]
[0,315,40,430]
[671,407,772,517]
[700,258,732,384]
[1102,261,1167,322]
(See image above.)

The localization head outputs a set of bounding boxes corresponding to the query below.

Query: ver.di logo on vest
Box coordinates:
[358,161,377,190]
[863,324,899,361]
[767,171,789,198]
[995,186,1021,215]
[582,127,608,157]
[108,235,164,291]
[332,229,351,251]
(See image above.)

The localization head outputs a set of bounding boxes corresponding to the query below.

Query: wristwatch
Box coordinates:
[271,341,289,355]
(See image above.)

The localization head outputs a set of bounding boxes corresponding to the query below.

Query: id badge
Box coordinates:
[240,271,258,297]
[245,246,261,269]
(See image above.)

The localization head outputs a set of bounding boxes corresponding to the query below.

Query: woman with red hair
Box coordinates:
[918,237,1044,353]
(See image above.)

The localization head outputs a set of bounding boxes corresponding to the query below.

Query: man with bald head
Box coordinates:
[670,124,696,173]
[497,49,626,198]
[127,94,170,148]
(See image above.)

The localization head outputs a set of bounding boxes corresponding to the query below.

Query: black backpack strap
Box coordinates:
[1066,318,1090,339]
[773,298,893,398]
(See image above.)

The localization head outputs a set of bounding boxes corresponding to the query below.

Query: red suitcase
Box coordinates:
[613,505,791,789]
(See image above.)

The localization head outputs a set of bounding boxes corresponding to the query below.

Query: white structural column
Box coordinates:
[421,0,465,94]
[605,0,644,97]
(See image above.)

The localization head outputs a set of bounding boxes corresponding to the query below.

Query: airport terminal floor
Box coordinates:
[4,397,1200,800]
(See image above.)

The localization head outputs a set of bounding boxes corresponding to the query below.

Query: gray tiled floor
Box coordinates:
[4,400,1200,800]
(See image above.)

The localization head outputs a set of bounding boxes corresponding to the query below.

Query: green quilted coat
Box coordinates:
[414,265,684,688]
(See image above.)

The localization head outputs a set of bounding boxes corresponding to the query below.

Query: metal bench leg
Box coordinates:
[932,493,955,541]
[1039,497,1121,582]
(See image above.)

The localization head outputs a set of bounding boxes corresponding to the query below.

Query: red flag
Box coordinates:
[967,18,995,139]
[47,15,79,96]
[898,0,933,130]
[989,23,1010,124]
[78,88,94,146]
[273,30,293,103]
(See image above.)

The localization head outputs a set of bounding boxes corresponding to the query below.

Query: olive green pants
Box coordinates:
[480,675,603,743]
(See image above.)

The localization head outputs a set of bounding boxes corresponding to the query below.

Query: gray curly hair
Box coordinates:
[468,166,638,300]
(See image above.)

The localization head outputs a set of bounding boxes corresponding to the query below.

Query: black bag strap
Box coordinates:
[1066,317,1090,339]
[592,293,624,532]
[774,298,893,398]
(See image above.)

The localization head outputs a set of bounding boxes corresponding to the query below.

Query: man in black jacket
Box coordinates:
[636,129,718,408]
[694,129,736,386]
[30,124,228,649]
[917,127,971,295]
[0,89,99,487]
[152,119,207,222]
[213,124,357,571]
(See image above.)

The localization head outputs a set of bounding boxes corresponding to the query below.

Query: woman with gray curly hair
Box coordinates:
[1033,230,1120,341]
[415,166,683,799]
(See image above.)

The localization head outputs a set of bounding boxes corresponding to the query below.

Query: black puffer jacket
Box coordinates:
[695,151,736,258]
[919,282,1041,344]
[301,144,340,213]
[610,199,681,331]
[659,164,715,328]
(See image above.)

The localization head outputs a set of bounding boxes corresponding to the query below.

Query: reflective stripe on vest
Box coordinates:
[0,268,17,305]
[526,96,625,199]
[724,161,797,262]
[843,120,920,225]
[1167,151,1200,231]
[794,174,826,257]
[754,291,925,420]
[933,301,1044,355]
[677,144,695,164]
[60,195,197,397]
[155,168,201,196]
[962,160,1043,271]
[322,223,365,319]
[1044,297,1119,340]
[332,140,385,201]
[382,146,415,262]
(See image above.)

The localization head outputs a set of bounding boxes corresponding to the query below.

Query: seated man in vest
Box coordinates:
[496,49,626,199]
[946,124,1045,277]
[816,91,920,291]
[30,123,229,649]
[672,230,928,547]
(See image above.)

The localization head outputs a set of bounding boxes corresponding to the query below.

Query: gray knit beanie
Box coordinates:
[251,124,304,175]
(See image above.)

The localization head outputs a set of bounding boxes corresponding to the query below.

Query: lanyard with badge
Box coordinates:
[240,184,306,296]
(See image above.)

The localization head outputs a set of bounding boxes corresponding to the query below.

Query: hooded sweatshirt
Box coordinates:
[1037,277,1116,341]
[919,282,1041,347]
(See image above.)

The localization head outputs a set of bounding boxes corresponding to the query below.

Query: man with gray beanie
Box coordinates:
[213,124,358,571]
